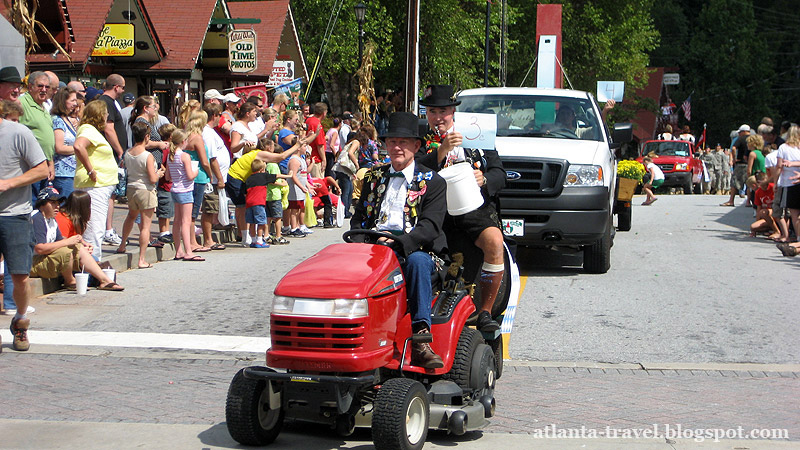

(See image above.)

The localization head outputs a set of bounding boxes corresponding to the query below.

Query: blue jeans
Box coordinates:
[51,176,75,201]
[3,269,14,311]
[334,171,353,218]
[400,251,435,329]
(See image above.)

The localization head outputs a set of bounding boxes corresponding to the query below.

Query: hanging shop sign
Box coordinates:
[268,60,295,87]
[92,24,135,57]
[229,29,257,73]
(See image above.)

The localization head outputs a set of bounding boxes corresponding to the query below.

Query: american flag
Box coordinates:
[681,95,691,121]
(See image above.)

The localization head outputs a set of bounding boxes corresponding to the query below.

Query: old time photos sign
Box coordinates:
[229,30,257,73]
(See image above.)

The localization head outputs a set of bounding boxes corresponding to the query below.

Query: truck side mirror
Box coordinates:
[610,123,633,150]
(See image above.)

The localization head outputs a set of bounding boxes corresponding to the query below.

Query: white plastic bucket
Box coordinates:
[439,162,484,216]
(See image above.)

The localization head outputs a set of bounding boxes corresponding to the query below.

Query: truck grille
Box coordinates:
[657,163,674,172]
[271,317,366,351]
[501,158,566,196]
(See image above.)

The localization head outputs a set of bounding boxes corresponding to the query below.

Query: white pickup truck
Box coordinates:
[455,87,633,273]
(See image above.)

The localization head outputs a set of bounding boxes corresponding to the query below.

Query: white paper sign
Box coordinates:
[454,112,497,150]
[597,81,625,102]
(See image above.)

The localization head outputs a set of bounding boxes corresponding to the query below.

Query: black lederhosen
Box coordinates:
[444,201,501,243]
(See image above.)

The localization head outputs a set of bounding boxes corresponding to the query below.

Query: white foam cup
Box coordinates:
[75,273,89,295]
[439,162,484,215]
[102,268,116,283]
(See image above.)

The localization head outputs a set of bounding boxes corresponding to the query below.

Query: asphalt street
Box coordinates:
[0,193,797,449]
[510,194,799,364]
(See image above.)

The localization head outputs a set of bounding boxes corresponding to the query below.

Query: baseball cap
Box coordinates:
[35,185,64,207]
[342,113,354,120]
[122,93,135,104]
[738,124,751,133]
[0,66,22,83]
[224,93,241,103]
[85,87,103,101]
[204,89,225,101]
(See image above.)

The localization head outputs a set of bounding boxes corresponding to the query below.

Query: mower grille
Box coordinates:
[271,317,366,350]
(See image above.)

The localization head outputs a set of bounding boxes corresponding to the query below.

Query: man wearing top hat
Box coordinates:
[350,111,448,369]
[417,84,507,333]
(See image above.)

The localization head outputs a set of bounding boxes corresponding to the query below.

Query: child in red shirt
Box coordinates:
[750,172,778,237]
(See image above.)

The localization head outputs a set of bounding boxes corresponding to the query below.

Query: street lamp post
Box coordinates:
[354,3,366,69]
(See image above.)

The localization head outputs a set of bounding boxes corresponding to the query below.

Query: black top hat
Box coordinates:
[419,85,461,107]
[0,66,22,83]
[380,112,423,140]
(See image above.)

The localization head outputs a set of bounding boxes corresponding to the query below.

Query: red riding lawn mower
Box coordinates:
[225,229,518,450]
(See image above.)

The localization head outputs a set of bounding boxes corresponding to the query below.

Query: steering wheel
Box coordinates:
[342,229,400,249]
[547,126,578,138]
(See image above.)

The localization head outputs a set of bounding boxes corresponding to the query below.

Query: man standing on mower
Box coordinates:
[417,85,507,333]
[350,112,448,369]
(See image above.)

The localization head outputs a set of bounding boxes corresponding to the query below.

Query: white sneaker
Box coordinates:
[1,305,35,316]
[300,225,313,234]
[104,229,122,245]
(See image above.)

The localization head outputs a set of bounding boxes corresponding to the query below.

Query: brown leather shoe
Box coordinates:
[411,328,444,369]
[10,317,30,352]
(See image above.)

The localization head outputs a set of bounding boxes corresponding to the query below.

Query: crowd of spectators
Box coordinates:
[0,66,393,350]
[655,117,800,256]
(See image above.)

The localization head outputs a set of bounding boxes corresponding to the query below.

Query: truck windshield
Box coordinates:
[456,94,604,142]
[642,141,690,157]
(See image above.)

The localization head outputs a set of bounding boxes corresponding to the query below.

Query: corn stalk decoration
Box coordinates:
[5,0,71,63]
[356,41,376,126]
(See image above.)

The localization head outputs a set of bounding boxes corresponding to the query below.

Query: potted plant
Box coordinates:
[617,160,645,201]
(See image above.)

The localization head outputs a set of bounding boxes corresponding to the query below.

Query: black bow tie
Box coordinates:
[386,171,405,178]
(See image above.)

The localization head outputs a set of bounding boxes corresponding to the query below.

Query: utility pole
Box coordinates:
[405,0,420,113]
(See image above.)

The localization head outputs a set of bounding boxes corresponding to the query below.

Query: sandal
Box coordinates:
[64,283,77,291]
[115,248,126,254]
[209,243,226,250]
[148,239,164,248]
[97,282,124,291]
[720,202,734,207]
[182,255,205,262]
[192,246,211,252]
[138,263,153,269]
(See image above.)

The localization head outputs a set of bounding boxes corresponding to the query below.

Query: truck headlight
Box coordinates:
[272,296,369,318]
[564,165,604,187]
[674,163,688,171]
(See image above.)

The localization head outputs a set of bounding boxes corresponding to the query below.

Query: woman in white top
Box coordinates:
[229,102,260,158]
[775,126,800,256]
[642,156,665,205]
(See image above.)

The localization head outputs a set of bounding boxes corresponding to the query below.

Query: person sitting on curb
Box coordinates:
[30,186,123,291]
[641,156,664,205]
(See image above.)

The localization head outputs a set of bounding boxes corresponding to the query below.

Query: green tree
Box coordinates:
[679,0,773,145]
[291,0,396,112]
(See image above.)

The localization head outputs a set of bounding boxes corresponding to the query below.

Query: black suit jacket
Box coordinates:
[350,163,448,257]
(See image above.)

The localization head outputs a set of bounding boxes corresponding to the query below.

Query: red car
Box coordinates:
[636,140,703,194]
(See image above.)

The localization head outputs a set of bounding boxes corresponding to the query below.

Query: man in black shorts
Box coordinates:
[416,85,507,332]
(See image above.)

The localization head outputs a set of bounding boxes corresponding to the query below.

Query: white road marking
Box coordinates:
[0,329,270,353]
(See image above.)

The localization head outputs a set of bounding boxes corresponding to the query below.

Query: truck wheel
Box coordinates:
[226,367,284,446]
[583,217,611,274]
[441,327,483,390]
[617,202,632,232]
[372,378,429,450]
[683,180,693,194]
[489,335,504,379]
